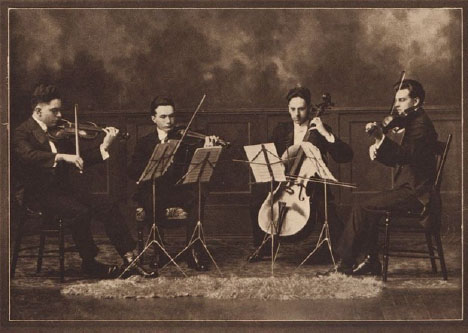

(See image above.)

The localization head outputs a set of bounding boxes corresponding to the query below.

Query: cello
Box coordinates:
[257,93,335,237]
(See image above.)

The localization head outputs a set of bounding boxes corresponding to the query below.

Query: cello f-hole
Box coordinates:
[298,185,305,201]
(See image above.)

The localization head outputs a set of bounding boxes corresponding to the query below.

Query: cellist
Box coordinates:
[248,86,353,262]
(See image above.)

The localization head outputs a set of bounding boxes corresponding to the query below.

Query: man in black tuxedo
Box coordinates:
[249,86,353,262]
[13,84,155,278]
[336,79,438,275]
[127,95,220,271]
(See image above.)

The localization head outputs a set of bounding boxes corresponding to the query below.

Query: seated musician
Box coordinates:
[12,84,156,279]
[127,95,220,271]
[336,79,438,275]
[249,86,353,262]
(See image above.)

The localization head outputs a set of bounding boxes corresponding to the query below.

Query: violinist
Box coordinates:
[249,86,353,262]
[336,79,438,276]
[12,84,156,279]
[127,95,220,271]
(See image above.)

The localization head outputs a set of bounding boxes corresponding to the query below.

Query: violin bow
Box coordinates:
[390,71,406,114]
[74,104,83,174]
[172,94,206,154]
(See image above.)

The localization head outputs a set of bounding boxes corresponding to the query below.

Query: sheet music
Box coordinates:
[138,140,179,183]
[244,143,286,183]
[300,141,338,182]
[182,147,222,184]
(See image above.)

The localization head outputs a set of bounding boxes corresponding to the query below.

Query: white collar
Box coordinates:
[294,121,309,130]
[156,127,169,141]
[32,114,48,132]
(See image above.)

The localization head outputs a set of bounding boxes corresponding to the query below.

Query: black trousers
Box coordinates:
[36,188,135,261]
[249,183,344,251]
[337,185,423,264]
[138,183,202,245]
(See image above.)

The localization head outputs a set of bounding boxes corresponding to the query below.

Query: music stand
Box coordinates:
[242,143,287,276]
[165,146,223,275]
[118,140,188,278]
[294,141,356,270]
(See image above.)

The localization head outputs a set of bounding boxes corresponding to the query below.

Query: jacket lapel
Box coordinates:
[29,118,52,151]
[286,122,294,147]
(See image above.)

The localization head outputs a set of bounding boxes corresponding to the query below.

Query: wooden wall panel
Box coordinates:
[75,107,460,236]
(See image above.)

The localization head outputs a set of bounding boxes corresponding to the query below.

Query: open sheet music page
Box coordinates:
[300,141,338,182]
[182,147,223,184]
[244,143,286,183]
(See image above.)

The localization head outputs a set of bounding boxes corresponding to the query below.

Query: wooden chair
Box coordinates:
[10,189,72,283]
[380,134,452,282]
[136,206,189,263]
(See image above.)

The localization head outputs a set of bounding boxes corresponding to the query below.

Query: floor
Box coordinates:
[7,230,463,323]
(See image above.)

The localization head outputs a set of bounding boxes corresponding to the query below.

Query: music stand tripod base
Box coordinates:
[172,147,224,276]
[119,141,187,279]
[296,180,337,270]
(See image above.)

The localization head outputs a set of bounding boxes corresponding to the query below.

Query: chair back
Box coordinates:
[422,134,452,230]
[434,134,452,192]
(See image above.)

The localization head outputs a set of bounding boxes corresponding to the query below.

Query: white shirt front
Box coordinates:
[293,122,309,145]
[157,127,169,143]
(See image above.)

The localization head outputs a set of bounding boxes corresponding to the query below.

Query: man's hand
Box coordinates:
[56,153,84,171]
[203,135,220,147]
[365,122,384,142]
[369,143,378,161]
[101,127,119,151]
[309,117,335,143]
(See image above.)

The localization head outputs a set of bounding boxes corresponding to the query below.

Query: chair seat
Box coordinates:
[166,207,188,220]
[366,206,427,219]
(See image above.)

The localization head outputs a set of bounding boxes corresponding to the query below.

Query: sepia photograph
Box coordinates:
[0,0,465,330]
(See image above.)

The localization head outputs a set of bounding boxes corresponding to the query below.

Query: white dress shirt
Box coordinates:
[293,122,309,145]
[157,127,169,143]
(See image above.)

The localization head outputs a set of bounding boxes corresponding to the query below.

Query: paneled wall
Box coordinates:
[76,106,461,236]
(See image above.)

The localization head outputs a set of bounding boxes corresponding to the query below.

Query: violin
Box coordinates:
[174,126,230,147]
[257,93,334,237]
[48,118,130,141]
[366,71,413,136]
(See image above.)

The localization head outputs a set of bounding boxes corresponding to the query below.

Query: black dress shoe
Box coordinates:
[187,248,209,271]
[82,260,121,279]
[335,260,354,275]
[122,254,158,278]
[353,255,382,276]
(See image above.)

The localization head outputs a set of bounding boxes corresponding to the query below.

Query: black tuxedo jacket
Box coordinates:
[127,128,200,206]
[12,117,104,201]
[271,121,353,165]
[267,121,353,201]
[375,108,438,205]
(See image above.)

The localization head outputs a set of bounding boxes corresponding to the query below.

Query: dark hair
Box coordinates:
[149,95,175,116]
[394,79,425,105]
[286,86,311,106]
[31,84,61,110]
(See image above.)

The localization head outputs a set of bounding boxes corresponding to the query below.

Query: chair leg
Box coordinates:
[11,211,26,278]
[58,219,65,283]
[382,213,391,282]
[137,219,144,263]
[434,232,448,280]
[425,231,437,273]
[36,230,46,274]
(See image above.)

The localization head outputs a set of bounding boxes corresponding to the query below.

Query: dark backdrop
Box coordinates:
[8,8,462,237]
[10,8,461,124]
